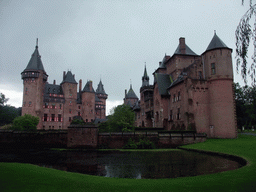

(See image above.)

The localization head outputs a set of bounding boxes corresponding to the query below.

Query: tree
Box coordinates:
[12,114,39,131]
[0,93,21,126]
[100,104,135,132]
[236,0,256,83]
[0,93,8,106]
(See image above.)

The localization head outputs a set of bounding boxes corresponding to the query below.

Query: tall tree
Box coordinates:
[101,104,135,132]
[236,0,256,83]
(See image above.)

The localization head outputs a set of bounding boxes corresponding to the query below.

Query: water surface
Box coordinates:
[0,149,242,179]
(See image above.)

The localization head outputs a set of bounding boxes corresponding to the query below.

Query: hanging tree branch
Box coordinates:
[236,1,256,84]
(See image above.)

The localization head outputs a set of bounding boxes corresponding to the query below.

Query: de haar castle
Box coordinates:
[22,32,237,138]
[21,41,108,130]
[124,32,237,138]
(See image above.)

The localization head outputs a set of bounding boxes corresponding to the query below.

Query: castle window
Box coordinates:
[169,110,173,121]
[58,114,62,122]
[29,101,32,106]
[31,78,35,82]
[51,114,55,121]
[69,101,72,106]
[78,112,80,116]
[211,63,216,75]
[44,103,48,108]
[52,104,55,109]
[173,94,176,103]
[69,117,72,122]
[23,102,26,107]
[69,109,72,114]
[78,105,81,109]
[177,108,180,120]
[25,88,28,95]
[199,71,202,79]
[44,114,48,121]
[178,92,181,101]
[59,104,62,109]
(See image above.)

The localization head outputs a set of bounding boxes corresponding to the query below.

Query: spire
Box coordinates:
[142,64,149,87]
[126,83,138,99]
[96,79,107,94]
[23,40,45,72]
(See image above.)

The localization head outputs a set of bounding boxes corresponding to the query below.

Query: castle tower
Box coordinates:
[124,84,138,107]
[21,39,48,129]
[61,71,78,128]
[82,81,95,122]
[139,65,154,127]
[95,80,108,119]
[202,32,237,138]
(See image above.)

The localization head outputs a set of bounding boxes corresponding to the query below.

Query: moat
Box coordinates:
[0,148,243,179]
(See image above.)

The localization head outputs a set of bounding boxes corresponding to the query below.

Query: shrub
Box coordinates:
[123,138,155,149]
[12,114,39,131]
[123,138,137,149]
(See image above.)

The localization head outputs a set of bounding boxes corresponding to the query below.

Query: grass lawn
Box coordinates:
[0,134,256,192]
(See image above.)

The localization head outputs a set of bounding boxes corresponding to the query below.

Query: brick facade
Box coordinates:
[133,33,237,138]
[21,44,107,130]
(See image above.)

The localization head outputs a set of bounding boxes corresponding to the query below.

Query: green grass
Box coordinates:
[0,134,256,192]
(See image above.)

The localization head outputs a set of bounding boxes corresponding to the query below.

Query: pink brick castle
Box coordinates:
[125,32,237,138]
[21,40,107,130]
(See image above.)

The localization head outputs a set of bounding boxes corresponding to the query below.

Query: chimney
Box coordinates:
[159,62,162,66]
[53,80,56,85]
[89,81,93,92]
[79,79,82,92]
[73,74,75,79]
[179,37,186,54]
[63,71,66,80]
[125,89,127,97]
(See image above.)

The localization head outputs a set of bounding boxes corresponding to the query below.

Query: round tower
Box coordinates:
[21,39,48,129]
[202,32,237,138]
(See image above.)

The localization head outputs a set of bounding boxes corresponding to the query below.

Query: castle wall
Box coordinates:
[208,79,236,138]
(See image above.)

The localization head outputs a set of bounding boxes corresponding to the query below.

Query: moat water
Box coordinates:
[0,149,243,179]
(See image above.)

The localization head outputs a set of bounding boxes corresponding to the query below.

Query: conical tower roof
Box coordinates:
[23,40,45,72]
[83,80,95,93]
[96,80,106,94]
[205,32,231,52]
[142,65,149,87]
[61,71,77,84]
[126,84,138,99]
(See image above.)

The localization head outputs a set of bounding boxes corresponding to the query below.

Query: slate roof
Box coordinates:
[174,44,198,56]
[95,95,102,102]
[125,85,138,99]
[154,73,172,96]
[24,45,45,72]
[159,55,169,69]
[96,80,106,95]
[205,32,231,52]
[45,83,63,94]
[142,65,149,87]
[133,100,140,110]
[83,81,95,93]
[61,71,77,84]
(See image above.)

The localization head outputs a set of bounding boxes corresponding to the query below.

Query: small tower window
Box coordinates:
[29,101,32,106]
[211,63,216,75]
[51,114,55,121]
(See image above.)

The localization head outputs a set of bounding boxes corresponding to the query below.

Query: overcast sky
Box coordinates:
[0,0,251,114]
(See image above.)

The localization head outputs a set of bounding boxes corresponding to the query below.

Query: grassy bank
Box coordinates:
[0,134,256,192]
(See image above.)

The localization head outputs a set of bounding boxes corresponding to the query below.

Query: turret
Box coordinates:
[95,80,108,119]
[202,32,236,138]
[21,39,48,129]
[61,71,78,128]
[81,81,95,122]
[202,31,233,80]
[142,65,149,87]
[124,84,138,107]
